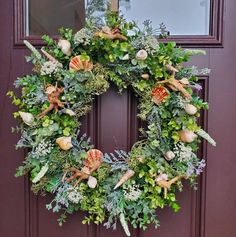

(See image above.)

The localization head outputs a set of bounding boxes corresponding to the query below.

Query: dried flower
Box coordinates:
[174,143,195,162]
[123,184,142,201]
[67,187,83,204]
[74,28,92,46]
[32,139,53,157]
[41,61,62,76]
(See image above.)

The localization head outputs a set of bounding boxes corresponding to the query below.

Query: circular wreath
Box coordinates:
[9,11,216,236]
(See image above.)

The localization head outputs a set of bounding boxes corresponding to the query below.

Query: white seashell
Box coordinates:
[63,109,76,116]
[58,39,71,56]
[164,151,175,161]
[122,54,129,60]
[56,137,73,150]
[179,78,190,85]
[136,49,148,61]
[179,130,198,143]
[87,176,97,188]
[184,104,197,115]
[19,111,34,126]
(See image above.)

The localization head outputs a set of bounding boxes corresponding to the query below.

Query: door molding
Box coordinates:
[14,0,224,48]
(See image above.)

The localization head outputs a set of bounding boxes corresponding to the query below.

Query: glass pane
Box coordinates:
[26,0,85,36]
[120,0,211,35]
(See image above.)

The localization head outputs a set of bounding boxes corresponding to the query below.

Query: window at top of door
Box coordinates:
[119,0,210,35]
[25,0,85,36]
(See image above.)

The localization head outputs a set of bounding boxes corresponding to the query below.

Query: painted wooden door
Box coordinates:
[1,0,236,237]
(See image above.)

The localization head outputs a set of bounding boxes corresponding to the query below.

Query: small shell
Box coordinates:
[164,151,175,161]
[19,111,34,126]
[179,78,190,85]
[141,73,150,80]
[166,64,179,73]
[122,54,129,60]
[184,104,197,115]
[63,109,76,116]
[58,39,71,56]
[69,55,93,71]
[152,86,170,105]
[114,170,135,190]
[179,130,197,143]
[56,137,73,150]
[87,176,97,188]
[136,49,148,61]
[84,149,103,171]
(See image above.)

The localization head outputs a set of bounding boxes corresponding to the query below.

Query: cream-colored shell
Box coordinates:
[136,49,148,61]
[164,151,175,161]
[19,111,34,126]
[56,137,73,150]
[87,176,97,188]
[184,104,197,115]
[179,130,197,143]
[58,39,71,56]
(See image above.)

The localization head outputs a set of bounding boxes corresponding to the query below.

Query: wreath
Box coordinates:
[9,10,216,236]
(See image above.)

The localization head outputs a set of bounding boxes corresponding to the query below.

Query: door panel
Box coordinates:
[1,1,236,237]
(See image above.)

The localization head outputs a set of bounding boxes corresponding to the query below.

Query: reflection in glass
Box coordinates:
[120,0,210,35]
[26,0,85,36]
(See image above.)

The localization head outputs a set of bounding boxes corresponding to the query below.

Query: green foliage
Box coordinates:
[8,9,214,236]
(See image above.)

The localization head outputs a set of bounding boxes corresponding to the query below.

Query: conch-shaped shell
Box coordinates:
[87,176,97,188]
[41,48,62,67]
[164,151,175,161]
[69,55,93,72]
[19,111,34,126]
[152,86,170,105]
[184,104,197,115]
[179,130,197,143]
[56,137,73,150]
[84,149,103,172]
[58,39,71,56]
[114,170,135,190]
[136,49,148,61]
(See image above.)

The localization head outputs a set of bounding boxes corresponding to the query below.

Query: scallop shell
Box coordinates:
[87,176,97,188]
[164,151,175,161]
[69,55,93,71]
[136,49,148,61]
[56,137,73,150]
[58,39,71,56]
[151,86,170,105]
[19,111,34,126]
[184,104,197,115]
[179,130,197,143]
[84,149,103,171]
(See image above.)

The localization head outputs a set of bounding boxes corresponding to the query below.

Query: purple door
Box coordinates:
[0,0,235,236]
